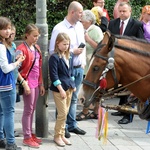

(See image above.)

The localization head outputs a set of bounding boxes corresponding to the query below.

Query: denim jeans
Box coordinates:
[66,67,84,131]
[0,88,16,144]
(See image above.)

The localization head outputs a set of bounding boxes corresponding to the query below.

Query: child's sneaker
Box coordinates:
[23,137,39,148]
[32,134,42,145]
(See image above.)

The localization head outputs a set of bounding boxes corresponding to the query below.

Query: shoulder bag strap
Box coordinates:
[24,45,37,80]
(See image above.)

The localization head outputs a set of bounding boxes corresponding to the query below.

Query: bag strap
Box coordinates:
[23,42,37,80]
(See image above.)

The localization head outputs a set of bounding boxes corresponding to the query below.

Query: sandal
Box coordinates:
[86,111,98,119]
[76,111,90,121]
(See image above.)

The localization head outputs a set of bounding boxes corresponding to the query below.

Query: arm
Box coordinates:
[85,26,104,49]
[98,16,108,32]
[49,27,61,55]
[0,44,25,74]
[49,55,66,98]
[137,24,145,39]
[18,73,30,95]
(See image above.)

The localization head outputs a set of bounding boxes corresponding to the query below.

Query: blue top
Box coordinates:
[0,43,15,91]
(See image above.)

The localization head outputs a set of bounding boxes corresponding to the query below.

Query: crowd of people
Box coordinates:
[0,0,150,149]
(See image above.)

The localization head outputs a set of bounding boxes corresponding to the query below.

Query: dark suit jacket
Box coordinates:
[108,18,144,39]
[49,52,75,92]
[96,16,108,33]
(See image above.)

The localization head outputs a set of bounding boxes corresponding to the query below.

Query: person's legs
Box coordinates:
[111,95,127,116]
[1,89,16,144]
[66,67,86,135]
[0,92,5,148]
[76,98,99,121]
[53,91,65,147]
[76,107,90,121]
[66,67,84,131]
[118,95,134,124]
[30,87,39,134]
[22,88,39,148]
[53,89,72,147]
[0,97,4,140]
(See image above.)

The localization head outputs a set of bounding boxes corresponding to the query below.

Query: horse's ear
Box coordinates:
[107,35,116,52]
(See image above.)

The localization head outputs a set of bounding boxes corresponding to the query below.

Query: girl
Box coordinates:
[139,5,150,42]
[0,16,24,150]
[49,33,76,147]
[17,24,45,148]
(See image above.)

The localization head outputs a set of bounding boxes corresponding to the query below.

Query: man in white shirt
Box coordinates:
[49,1,86,137]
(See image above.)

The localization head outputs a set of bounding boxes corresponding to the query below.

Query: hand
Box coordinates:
[102,12,107,17]
[17,55,25,63]
[22,80,30,95]
[60,89,66,99]
[97,6,103,16]
[40,85,45,96]
[84,32,90,42]
[73,48,83,55]
[73,87,76,92]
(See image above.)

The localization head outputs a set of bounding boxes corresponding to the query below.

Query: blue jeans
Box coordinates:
[0,88,16,144]
[66,67,84,131]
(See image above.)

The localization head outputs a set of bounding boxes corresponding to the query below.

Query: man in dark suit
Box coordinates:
[108,2,144,124]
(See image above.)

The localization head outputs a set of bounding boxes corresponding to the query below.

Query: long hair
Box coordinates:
[0,16,11,47]
[7,24,16,47]
[54,32,71,59]
[23,23,41,53]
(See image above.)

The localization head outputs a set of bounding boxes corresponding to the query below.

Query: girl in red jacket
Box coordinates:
[17,24,45,148]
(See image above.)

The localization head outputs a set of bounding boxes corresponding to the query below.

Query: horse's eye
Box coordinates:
[93,66,99,71]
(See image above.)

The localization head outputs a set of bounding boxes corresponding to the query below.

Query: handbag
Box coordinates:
[18,83,24,95]
[18,44,37,95]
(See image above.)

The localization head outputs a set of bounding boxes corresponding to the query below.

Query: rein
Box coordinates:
[82,39,119,106]
[103,73,150,97]
[83,38,118,91]
[83,36,150,106]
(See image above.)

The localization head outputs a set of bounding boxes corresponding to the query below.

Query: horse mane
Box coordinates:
[92,32,150,59]
[114,34,150,44]
[113,35,150,57]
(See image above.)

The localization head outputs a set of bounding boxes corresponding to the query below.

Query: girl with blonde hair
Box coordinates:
[49,32,76,147]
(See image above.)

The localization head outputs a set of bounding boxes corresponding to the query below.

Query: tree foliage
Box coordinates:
[0,0,149,39]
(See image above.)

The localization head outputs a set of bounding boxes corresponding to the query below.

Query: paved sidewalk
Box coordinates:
[8,92,150,150]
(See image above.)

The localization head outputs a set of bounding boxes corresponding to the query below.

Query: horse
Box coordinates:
[78,30,150,120]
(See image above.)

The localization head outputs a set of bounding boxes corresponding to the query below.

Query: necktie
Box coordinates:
[120,21,124,35]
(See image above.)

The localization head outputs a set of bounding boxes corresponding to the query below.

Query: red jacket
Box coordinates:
[17,43,43,85]
[103,9,110,21]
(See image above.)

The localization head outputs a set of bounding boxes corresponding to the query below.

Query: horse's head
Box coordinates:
[79,30,117,107]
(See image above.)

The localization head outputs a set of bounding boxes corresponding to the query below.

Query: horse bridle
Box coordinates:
[82,39,119,95]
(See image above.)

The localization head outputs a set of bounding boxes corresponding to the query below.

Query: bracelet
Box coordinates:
[20,78,25,85]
